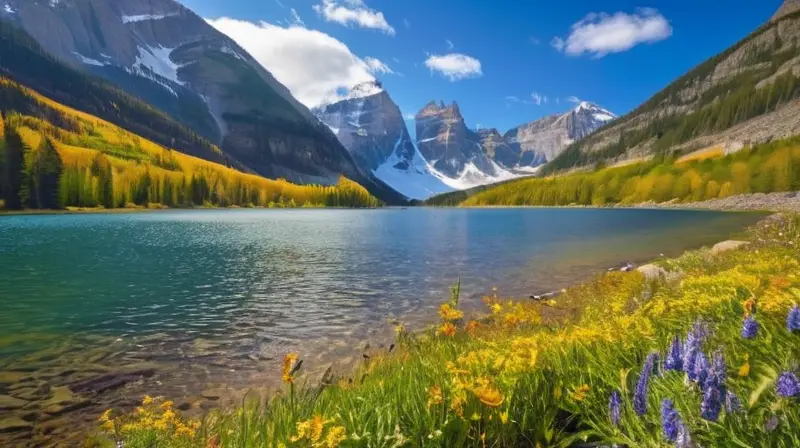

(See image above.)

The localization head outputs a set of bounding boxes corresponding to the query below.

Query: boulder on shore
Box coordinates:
[710,240,750,255]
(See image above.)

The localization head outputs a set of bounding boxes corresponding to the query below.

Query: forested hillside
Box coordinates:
[0,78,380,210]
[545,8,800,173]
[0,19,230,168]
[454,138,800,207]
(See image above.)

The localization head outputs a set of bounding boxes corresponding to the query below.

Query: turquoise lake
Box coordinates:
[0,208,765,442]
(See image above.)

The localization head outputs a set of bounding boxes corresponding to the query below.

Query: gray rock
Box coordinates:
[711,240,750,255]
[637,264,668,281]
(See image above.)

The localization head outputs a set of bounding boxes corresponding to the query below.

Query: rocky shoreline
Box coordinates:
[632,191,800,213]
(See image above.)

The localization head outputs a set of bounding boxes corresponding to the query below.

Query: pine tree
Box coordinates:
[90,153,114,208]
[28,137,63,209]
[2,125,28,209]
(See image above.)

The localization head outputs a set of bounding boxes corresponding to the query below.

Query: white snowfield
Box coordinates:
[122,13,179,24]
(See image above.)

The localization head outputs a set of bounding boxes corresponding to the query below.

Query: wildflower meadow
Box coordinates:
[100,214,800,447]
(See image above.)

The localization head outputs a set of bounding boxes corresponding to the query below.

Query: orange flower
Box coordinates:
[472,384,504,407]
[282,352,299,384]
[427,385,444,408]
[437,322,457,337]
[743,298,757,317]
[439,303,464,321]
[571,384,591,402]
[465,320,480,336]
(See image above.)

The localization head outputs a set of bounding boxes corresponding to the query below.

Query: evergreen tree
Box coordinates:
[2,125,28,209]
[27,137,63,209]
[90,153,114,208]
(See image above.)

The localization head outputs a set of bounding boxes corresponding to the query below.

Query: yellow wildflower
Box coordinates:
[282,352,299,384]
[142,395,154,405]
[437,322,457,337]
[427,385,444,408]
[472,384,504,407]
[99,409,112,423]
[439,303,464,321]
[499,410,509,424]
[571,384,591,402]
[161,400,174,410]
[323,425,347,448]
[553,386,563,400]
[743,298,756,317]
[739,359,751,377]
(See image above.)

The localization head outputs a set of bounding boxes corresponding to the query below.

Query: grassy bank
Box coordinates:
[98,215,800,447]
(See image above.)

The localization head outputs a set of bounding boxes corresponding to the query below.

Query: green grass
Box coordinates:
[99,215,800,447]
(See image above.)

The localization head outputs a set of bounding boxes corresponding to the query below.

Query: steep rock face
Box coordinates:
[502,102,615,168]
[314,82,413,172]
[773,0,800,21]
[314,83,456,200]
[416,101,505,180]
[476,128,519,169]
[546,4,800,173]
[0,0,403,202]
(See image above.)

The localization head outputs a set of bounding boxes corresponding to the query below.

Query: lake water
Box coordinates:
[0,208,764,444]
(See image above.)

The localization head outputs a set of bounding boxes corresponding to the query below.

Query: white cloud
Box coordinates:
[289,8,305,26]
[552,8,672,57]
[313,0,395,35]
[566,96,582,103]
[404,113,415,120]
[403,18,410,29]
[364,56,394,75]
[424,53,482,81]
[507,92,548,106]
[446,39,454,50]
[207,17,391,107]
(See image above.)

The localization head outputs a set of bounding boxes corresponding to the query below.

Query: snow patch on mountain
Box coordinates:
[373,141,455,200]
[134,45,184,86]
[3,4,16,14]
[122,13,179,23]
[72,52,107,67]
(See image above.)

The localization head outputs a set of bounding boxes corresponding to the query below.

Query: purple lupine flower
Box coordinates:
[665,336,683,371]
[661,399,681,442]
[765,415,779,432]
[694,352,709,386]
[709,351,727,395]
[634,353,658,416]
[788,305,800,333]
[741,315,759,339]
[682,323,706,381]
[725,391,741,413]
[609,391,621,426]
[701,380,723,421]
[676,422,693,448]
[776,372,799,398]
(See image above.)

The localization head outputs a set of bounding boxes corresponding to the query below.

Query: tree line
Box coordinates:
[1,114,380,210]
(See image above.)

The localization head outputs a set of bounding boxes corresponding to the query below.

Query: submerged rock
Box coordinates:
[0,395,28,410]
[0,417,32,433]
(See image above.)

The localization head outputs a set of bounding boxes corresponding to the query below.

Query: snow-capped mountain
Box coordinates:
[502,102,616,169]
[415,101,519,189]
[0,0,405,203]
[314,82,457,200]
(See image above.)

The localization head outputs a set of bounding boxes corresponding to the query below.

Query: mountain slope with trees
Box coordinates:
[545,4,800,174]
[0,78,380,210]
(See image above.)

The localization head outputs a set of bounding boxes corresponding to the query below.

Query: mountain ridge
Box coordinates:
[0,0,407,204]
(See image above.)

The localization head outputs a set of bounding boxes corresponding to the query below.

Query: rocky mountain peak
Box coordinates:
[773,0,800,22]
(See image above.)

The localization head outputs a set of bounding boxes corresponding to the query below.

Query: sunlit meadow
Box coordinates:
[97,215,800,447]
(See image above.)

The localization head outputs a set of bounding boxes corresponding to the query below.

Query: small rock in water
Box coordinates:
[0,417,32,433]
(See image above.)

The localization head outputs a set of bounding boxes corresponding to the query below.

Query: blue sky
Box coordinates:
[184,0,780,133]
